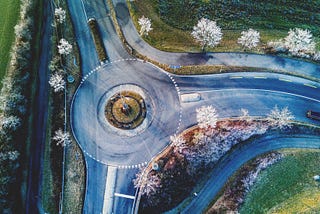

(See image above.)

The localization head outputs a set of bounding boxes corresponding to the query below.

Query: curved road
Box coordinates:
[169,135,320,213]
[113,0,320,79]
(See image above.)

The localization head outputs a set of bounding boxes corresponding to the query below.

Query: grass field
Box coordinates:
[0,0,20,80]
[128,0,320,53]
[240,149,320,213]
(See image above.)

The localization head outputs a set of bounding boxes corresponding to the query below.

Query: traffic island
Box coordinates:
[105,91,146,130]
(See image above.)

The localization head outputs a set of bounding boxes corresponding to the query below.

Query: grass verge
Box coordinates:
[0,0,20,82]
[88,19,108,61]
[240,149,320,213]
[128,0,319,53]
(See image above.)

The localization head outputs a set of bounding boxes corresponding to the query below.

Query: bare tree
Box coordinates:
[191,18,223,51]
[57,38,72,55]
[267,105,295,129]
[170,134,187,153]
[238,29,260,50]
[1,116,21,131]
[138,16,153,36]
[55,7,66,24]
[133,169,160,196]
[239,108,252,122]
[196,105,218,129]
[284,28,316,57]
[52,129,71,146]
[49,72,65,92]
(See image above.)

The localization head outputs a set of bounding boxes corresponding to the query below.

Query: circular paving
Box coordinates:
[71,59,181,167]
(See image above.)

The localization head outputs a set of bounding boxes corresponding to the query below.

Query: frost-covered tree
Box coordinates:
[133,169,160,196]
[1,116,21,131]
[267,106,295,129]
[57,38,72,55]
[170,134,187,153]
[313,52,320,61]
[138,16,153,36]
[49,72,65,92]
[52,129,71,146]
[238,29,260,50]
[239,108,251,122]
[196,105,218,129]
[284,28,316,57]
[55,7,66,24]
[191,18,222,51]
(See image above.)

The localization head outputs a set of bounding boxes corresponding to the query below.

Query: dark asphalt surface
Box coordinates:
[65,0,320,213]
[71,59,180,166]
[25,1,52,213]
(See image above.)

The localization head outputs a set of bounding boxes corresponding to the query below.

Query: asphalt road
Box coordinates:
[71,59,181,167]
[166,135,320,213]
[25,1,52,213]
[65,0,320,213]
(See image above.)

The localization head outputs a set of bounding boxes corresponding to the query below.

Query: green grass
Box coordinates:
[0,0,20,81]
[88,19,108,61]
[240,149,320,213]
[128,0,319,53]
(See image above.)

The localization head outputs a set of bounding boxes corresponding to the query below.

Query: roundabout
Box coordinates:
[71,59,181,167]
[105,90,146,129]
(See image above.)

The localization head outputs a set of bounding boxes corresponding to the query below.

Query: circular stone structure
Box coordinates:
[105,91,146,129]
[71,59,181,167]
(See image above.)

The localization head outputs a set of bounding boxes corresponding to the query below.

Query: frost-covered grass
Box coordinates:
[128,0,319,53]
[240,149,320,213]
[0,0,20,82]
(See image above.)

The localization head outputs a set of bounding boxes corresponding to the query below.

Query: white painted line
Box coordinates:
[230,76,243,79]
[304,83,317,89]
[114,193,135,200]
[279,78,292,82]
[253,76,267,79]
[102,166,117,214]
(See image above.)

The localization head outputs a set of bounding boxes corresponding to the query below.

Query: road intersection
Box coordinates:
[66,0,320,213]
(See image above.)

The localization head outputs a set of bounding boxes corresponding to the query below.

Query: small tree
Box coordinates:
[133,169,160,196]
[55,7,66,24]
[1,116,21,131]
[196,105,218,129]
[138,16,153,36]
[49,72,65,92]
[52,129,71,146]
[240,108,251,122]
[57,38,72,55]
[170,134,187,153]
[267,105,295,129]
[238,28,260,50]
[284,28,316,57]
[191,18,223,51]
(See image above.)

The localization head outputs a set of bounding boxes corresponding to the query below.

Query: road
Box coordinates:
[25,1,52,213]
[168,135,320,213]
[113,0,320,79]
[65,0,320,213]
